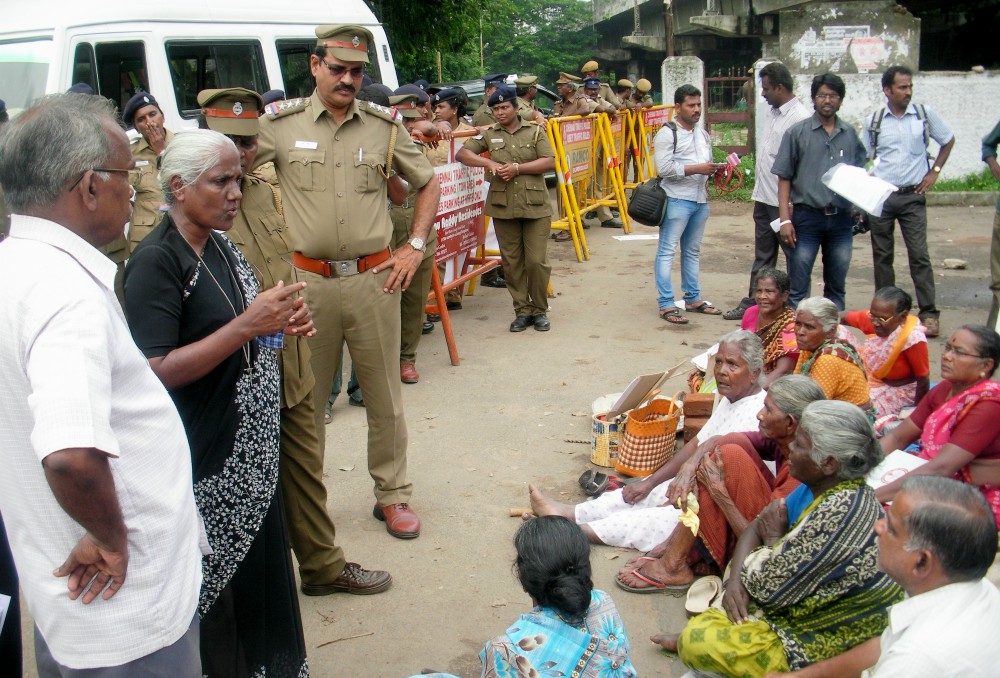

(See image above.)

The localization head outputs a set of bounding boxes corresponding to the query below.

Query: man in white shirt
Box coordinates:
[764,475,1000,678]
[0,93,203,674]
[653,84,727,325]
[725,62,809,320]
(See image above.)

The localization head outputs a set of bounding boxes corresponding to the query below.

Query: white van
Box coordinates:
[0,0,399,130]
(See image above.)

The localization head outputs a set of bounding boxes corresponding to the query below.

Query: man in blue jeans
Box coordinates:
[773,72,866,310]
[653,84,727,324]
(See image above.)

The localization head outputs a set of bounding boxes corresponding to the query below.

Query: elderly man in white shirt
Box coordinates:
[0,93,203,675]
[764,476,1000,678]
[725,62,809,320]
[653,84,728,325]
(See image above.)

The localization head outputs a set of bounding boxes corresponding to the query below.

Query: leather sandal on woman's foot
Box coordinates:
[687,301,722,315]
[659,307,689,325]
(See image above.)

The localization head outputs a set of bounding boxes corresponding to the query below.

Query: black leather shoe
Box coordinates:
[446,300,462,311]
[481,275,507,289]
[601,218,623,228]
[426,313,441,323]
[510,315,534,332]
[533,314,551,331]
[421,321,434,334]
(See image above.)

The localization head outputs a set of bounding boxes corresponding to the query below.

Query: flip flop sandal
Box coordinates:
[615,567,691,596]
[583,473,609,497]
[685,575,722,616]
[605,475,624,492]
[688,301,723,315]
[578,470,596,489]
[553,231,572,242]
[659,308,689,325]
[622,555,658,572]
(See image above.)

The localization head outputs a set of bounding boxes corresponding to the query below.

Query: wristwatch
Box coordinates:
[408,237,426,252]
[932,165,942,173]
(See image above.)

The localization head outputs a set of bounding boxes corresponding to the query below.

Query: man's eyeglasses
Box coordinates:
[942,343,984,360]
[814,93,842,101]
[320,60,365,80]
[67,167,142,192]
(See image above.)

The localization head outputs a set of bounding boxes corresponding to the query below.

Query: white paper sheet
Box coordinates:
[866,449,928,490]
[821,164,897,217]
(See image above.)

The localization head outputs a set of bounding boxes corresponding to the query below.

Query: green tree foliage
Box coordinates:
[366,0,599,86]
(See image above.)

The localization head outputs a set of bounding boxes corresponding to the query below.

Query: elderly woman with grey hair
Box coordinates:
[123,129,312,676]
[653,401,903,677]
[529,330,768,552]
[794,296,872,412]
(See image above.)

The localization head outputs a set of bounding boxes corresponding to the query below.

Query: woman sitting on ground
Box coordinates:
[841,286,929,426]
[615,375,826,594]
[877,324,1000,527]
[794,296,872,412]
[529,330,767,552]
[740,267,798,388]
[414,516,637,678]
[653,401,903,677]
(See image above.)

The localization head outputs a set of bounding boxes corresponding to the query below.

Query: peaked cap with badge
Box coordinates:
[198,88,263,136]
[487,84,517,108]
[315,24,372,63]
[389,92,423,119]
[123,92,160,127]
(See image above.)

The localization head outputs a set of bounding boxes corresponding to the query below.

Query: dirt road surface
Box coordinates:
[18,202,996,677]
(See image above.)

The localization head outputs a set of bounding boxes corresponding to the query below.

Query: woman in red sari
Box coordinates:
[878,324,1000,527]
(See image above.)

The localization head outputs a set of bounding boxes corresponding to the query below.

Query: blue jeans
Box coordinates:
[788,206,853,310]
[656,197,710,310]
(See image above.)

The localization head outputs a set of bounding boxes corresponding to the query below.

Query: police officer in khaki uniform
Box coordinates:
[552,74,597,117]
[617,79,635,111]
[472,74,541,127]
[457,85,555,333]
[123,92,173,252]
[515,74,539,111]
[388,90,438,385]
[632,78,655,108]
[582,78,623,229]
[255,25,439,539]
[199,86,393,593]
[581,60,622,108]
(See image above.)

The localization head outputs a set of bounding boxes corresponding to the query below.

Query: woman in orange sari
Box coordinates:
[793,297,872,413]
[740,267,798,388]
[841,287,929,428]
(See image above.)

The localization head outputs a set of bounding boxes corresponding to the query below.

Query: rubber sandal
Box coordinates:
[685,575,722,615]
[659,307,689,325]
[688,301,722,316]
[553,230,572,242]
[578,470,596,489]
[615,567,691,596]
[583,473,609,497]
[722,306,746,320]
[622,555,658,572]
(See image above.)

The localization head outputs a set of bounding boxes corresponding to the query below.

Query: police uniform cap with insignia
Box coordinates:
[315,24,372,63]
[197,87,263,136]
[388,93,424,119]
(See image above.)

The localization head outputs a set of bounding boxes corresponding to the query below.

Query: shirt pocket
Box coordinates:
[260,209,293,255]
[525,177,547,206]
[489,180,508,207]
[907,119,927,156]
[353,156,384,193]
[288,148,326,192]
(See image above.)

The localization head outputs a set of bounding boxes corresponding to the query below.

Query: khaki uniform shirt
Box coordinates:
[390,140,437,261]
[129,129,173,251]
[426,120,475,167]
[462,122,554,220]
[553,95,597,118]
[226,174,314,409]
[599,82,622,108]
[255,91,435,261]
[632,93,654,108]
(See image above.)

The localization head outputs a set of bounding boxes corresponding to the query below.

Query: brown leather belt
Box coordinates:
[293,248,391,278]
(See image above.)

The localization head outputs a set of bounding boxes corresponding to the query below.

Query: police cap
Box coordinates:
[197,88,263,136]
[123,92,160,127]
[389,91,424,118]
[315,24,372,63]
[487,84,516,107]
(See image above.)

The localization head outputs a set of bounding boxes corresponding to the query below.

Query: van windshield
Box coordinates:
[0,39,52,114]
[166,41,268,119]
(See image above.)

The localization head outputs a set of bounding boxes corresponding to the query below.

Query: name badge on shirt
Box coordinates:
[295,140,319,150]
[490,138,504,144]
[135,160,150,167]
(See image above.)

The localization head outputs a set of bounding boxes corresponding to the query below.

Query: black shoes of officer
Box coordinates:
[601,218,623,228]
[533,314,551,331]
[446,301,462,311]
[421,321,434,334]
[481,273,507,288]
[510,315,534,332]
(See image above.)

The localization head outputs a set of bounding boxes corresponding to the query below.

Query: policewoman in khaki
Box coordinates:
[199,87,392,594]
[457,85,556,333]
[123,92,173,251]
[255,24,439,539]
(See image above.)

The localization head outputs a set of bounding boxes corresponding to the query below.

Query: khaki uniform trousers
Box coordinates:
[391,207,436,365]
[494,216,552,317]
[303,267,411,505]
[279,388,347,584]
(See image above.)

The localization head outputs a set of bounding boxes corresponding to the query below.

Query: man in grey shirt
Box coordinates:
[772,72,866,309]
[724,62,809,320]
[653,84,727,324]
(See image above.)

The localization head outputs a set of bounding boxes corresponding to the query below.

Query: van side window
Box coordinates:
[276,38,382,100]
[95,41,149,114]
[166,41,268,118]
[71,43,97,93]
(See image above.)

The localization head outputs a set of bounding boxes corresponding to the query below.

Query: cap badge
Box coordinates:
[232,101,243,116]
[352,35,361,47]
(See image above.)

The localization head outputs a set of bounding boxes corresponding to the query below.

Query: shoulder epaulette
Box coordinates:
[363,101,403,123]
[264,98,310,119]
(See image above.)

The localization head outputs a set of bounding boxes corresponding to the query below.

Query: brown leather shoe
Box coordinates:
[400,362,419,384]
[300,562,393,596]
[922,316,940,338]
[373,503,421,539]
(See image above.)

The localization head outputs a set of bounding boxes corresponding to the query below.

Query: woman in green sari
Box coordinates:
[652,401,902,677]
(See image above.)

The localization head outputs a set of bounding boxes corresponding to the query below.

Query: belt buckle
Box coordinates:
[330,258,358,277]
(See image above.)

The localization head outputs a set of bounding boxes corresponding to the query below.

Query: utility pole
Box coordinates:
[664,0,675,57]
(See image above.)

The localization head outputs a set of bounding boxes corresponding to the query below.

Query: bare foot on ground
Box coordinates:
[528,484,575,520]
[650,633,680,652]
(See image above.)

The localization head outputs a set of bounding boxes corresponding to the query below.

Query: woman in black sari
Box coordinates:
[124,129,312,677]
